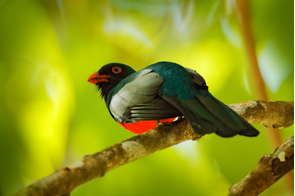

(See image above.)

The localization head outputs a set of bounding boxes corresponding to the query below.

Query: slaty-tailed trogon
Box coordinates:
[88,61,259,138]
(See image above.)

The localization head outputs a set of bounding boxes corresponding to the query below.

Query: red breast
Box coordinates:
[117,118,176,134]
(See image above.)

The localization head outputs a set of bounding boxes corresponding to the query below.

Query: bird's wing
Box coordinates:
[121,97,182,122]
[109,69,181,122]
[185,68,207,87]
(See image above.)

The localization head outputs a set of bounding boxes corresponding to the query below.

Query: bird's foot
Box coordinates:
[156,116,184,127]
[157,121,172,127]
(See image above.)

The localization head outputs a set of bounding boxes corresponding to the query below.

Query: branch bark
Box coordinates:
[228,134,294,196]
[228,100,294,129]
[13,100,294,196]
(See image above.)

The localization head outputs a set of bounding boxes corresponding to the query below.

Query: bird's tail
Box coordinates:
[163,95,259,138]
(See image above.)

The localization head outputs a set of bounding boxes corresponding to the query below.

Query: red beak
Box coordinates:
[87,72,110,84]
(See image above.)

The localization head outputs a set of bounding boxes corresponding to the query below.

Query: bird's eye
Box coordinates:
[112,66,122,74]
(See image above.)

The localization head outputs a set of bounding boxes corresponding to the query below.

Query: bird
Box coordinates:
[88,61,259,138]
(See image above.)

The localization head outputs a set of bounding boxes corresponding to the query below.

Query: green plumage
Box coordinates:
[96,61,259,138]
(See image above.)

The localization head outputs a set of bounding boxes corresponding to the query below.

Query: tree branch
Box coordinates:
[13,100,294,196]
[228,134,294,196]
[228,100,294,129]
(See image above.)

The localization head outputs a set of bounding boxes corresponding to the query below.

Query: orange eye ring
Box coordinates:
[112,66,122,74]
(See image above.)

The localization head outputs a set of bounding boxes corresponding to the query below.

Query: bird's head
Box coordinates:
[88,63,136,101]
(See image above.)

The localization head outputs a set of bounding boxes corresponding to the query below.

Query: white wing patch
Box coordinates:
[110,69,163,121]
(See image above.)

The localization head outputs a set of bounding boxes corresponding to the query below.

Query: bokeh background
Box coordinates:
[0,0,293,195]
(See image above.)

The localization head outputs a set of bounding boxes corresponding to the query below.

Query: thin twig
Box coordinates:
[235,0,268,100]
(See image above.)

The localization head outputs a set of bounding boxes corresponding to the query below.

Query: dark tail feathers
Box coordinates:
[163,95,259,138]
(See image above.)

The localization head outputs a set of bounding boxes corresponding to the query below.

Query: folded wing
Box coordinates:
[109,69,181,123]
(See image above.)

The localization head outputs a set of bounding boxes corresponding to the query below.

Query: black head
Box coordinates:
[88,63,136,101]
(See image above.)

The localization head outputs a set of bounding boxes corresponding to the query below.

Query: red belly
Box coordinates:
[117,118,176,134]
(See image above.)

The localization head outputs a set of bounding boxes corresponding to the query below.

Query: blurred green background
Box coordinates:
[0,0,293,195]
